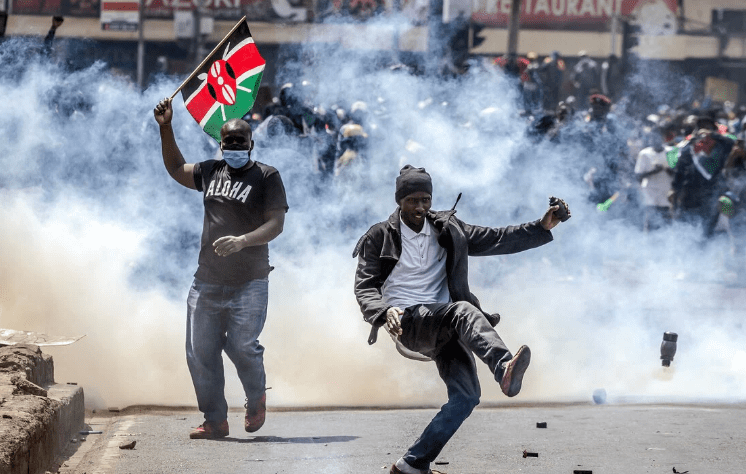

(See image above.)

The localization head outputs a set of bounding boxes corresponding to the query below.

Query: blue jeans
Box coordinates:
[399,302,513,471]
[186,278,268,423]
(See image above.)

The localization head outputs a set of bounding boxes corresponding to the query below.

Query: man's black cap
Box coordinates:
[395,165,432,203]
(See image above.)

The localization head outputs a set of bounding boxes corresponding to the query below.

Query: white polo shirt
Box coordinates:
[635,145,673,208]
[382,218,450,310]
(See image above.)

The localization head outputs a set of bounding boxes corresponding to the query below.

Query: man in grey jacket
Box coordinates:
[353,165,565,474]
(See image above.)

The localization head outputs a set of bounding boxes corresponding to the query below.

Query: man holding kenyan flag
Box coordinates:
[153,18,288,440]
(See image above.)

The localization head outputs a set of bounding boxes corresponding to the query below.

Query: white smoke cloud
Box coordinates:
[0,32,744,411]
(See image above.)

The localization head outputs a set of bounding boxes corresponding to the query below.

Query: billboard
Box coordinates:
[100,0,139,30]
[12,0,678,25]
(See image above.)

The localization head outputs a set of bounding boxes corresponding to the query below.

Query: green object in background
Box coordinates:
[597,198,613,212]
[666,147,679,168]
[719,196,735,217]
[597,192,620,212]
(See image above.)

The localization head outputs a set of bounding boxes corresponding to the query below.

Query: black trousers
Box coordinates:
[399,301,513,471]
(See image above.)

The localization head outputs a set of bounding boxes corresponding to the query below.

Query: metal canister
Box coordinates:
[660,332,678,367]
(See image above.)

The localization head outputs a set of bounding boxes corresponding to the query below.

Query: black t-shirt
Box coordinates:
[193,159,288,285]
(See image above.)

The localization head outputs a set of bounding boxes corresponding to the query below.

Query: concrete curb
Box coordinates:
[0,345,85,474]
[48,384,86,471]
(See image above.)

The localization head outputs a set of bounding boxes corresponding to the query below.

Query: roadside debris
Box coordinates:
[0,328,85,346]
[573,470,592,473]
[80,430,103,435]
[672,468,689,473]
[119,440,136,450]
[522,450,538,458]
[536,422,547,428]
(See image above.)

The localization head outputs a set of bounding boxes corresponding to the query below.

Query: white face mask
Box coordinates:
[222,149,250,169]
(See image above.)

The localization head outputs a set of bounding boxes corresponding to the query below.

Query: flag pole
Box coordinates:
[170,15,248,100]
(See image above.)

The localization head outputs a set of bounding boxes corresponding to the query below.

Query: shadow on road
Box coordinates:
[218,435,360,444]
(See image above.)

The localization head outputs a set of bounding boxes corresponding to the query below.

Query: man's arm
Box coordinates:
[635,150,660,181]
[460,215,554,257]
[153,98,196,190]
[213,208,285,257]
[636,163,666,180]
[353,229,391,340]
[42,16,63,55]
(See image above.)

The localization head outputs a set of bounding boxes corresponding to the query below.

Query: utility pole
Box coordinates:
[393,0,401,52]
[193,0,206,68]
[1,0,10,37]
[426,0,444,75]
[610,13,618,56]
[506,0,521,54]
[677,0,684,33]
[136,0,145,89]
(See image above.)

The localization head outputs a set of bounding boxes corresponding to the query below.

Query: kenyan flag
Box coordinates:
[180,18,265,142]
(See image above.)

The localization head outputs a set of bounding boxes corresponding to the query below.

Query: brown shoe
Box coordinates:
[189,420,229,439]
[500,345,531,397]
[389,464,445,474]
[245,393,266,433]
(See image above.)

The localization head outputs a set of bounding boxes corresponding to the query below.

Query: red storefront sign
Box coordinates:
[471,0,678,28]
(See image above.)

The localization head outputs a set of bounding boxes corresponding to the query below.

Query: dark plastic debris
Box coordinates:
[536,422,547,428]
[661,332,678,367]
[522,450,538,458]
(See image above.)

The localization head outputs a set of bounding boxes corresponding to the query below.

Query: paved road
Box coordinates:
[59,402,746,474]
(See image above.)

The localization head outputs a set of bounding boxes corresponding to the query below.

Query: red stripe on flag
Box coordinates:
[102,2,139,11]
[185,87,216,124]
[185,42,265,123]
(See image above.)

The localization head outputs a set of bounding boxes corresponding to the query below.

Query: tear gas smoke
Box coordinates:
[0,31,744,410]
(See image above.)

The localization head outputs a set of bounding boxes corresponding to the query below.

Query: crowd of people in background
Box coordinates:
[241,51,746,281]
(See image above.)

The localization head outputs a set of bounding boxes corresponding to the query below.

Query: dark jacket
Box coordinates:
[353,208,553,345]
[672,134,735,211]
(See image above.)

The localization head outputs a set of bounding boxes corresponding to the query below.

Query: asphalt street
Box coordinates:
[59,402,746,474]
